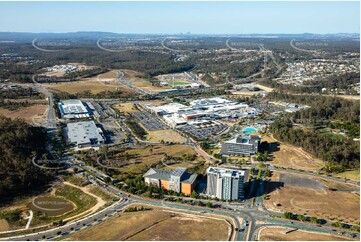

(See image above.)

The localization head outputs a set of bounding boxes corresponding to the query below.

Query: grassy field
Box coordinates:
[114,101,166,114]
[337,170,360,181]
[259,227,354,241]
[262,135,324,171]
[63,206,229,241]
[43,70,135,95]
[146,129,186,143]
[113,103,140,113]
[63,175,87,187]
[44,81,123,94]
[113,145,204,176]
[170,80,192,87]
[52,184,97,220]
[264,172,360,224]
[0,104,47,124]
[122,70,168,93]
[87,185,118,203]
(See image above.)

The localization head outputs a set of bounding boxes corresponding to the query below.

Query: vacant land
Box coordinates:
[114,101,166,114]
[259,227,354,241]
[44,81,121,94]
[122,69,167,92]
[64,207,229,241]
[264,172,360,224]
[263,135,324,171]
[0,104,47,124]
[114,103,140,113]
[0,219,10,232]
[112,145,203,176]
[146,129,186,143]
[43,71,135,95]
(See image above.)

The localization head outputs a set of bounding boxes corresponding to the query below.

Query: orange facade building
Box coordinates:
[143,167,198,196]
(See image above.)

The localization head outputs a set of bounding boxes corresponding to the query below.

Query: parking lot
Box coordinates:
[279,173,326,190]
[131,111,165,131]
[178,121,227,140]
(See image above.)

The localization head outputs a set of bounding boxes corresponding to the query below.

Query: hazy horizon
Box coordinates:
[0,1,359,34]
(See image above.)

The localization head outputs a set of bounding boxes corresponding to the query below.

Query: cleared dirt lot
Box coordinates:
[0,104,47,124]
[64,207,230,241]
[264,172,360,224]
[263,135,324,171]
[259,226,354,241]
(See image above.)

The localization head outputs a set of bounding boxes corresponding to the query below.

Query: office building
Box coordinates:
[221,135,261,156]
[143,167,198,196]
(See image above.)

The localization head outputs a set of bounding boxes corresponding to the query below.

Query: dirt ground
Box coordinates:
[64,208,229,241]
[0,104,47,124]
[0,219,10,232]
[146,129,186,143]
[264,172,360,224]
[262,135,324,171]
[259,227,354,241]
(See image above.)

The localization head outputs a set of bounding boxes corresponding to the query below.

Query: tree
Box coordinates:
[310,217,320,224]
[297,214,306,221]
[191,191,198,199]
[206,202,212,208]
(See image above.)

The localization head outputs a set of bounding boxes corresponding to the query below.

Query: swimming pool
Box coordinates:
[242,126,257,134]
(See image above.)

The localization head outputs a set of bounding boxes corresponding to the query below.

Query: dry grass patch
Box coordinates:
[264,173,360,224]
[146,130,186,143]
[64,207,229,241]
[0,219,10,232]
[116,145,204,175]
[259,226,354,241]
[0,104,47,123]
[122,70,168,93]
[114,103,140,113]
[44,81,120,94]
[263,135,324,171]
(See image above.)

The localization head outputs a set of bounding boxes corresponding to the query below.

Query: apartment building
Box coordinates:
[206,167,246,201]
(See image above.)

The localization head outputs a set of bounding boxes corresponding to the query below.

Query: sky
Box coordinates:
[0,1,359,34]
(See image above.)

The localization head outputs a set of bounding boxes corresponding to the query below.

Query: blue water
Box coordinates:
[243,127,257,134]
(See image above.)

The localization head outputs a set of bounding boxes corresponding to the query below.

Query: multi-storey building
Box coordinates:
[221,135,261,156]
[143,167,198,196]
[206,167,246,201]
